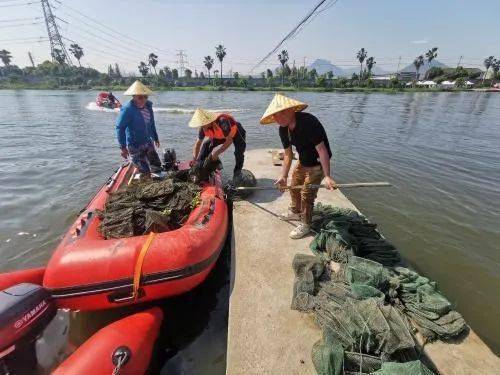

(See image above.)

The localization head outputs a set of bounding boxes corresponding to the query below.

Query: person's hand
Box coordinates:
[189,159,195,167]
[274,175,287,192]
[324,176,337,190]
[154,141,160,148]
[120,147,129,159]
[210,152,218,161]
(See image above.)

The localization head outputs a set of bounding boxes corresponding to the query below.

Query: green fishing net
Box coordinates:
[292,204,468,374]
[96,174,201,239]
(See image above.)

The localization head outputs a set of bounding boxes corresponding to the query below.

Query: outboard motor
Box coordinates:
[0,283,56,367]
[162,148,178,171]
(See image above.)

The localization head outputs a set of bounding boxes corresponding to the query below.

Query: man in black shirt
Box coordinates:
[260,93,336,239]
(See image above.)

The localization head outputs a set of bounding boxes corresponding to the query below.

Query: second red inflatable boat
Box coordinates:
[43,162,228,311]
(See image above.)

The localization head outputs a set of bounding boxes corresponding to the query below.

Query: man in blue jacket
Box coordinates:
[116,81,161,178]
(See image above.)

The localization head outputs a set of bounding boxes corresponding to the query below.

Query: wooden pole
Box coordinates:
[235,182,391,191]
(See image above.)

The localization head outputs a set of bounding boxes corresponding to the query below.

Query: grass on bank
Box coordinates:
[0,82,476,93]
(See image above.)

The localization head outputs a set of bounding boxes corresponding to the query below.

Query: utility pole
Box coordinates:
[456,55,463,68]
[28,52,35,67]
[395,56,401,78]
[302,56,307,86]
[176,50,187,77]
[40,0,72,65]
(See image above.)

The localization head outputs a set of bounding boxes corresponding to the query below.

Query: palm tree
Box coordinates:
[148,53,158,76]
[0,49,12,66]
[491,59,500,86]
[204,55,214,83]
[69,44,84,67]
[425,47,438,67]
[365,57,376,77]
[278,50,289,86]
[413,55,424,81]
[138,61,149,77]
[215,44,226,82]
[356,48,368,85]
[482,56,495,85]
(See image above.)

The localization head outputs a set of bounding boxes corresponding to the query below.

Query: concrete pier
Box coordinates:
[226,149,499,374]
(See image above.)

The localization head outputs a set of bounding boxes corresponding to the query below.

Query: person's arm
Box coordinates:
[211,137,233,159]
[275,127,293,189]
[193,139,203,160]
[150,109,160,148]
[275,146,293,188]
[316,142,337,190]
[116,107,129,158]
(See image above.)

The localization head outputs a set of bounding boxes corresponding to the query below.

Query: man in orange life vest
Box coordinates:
[189,108,246,179]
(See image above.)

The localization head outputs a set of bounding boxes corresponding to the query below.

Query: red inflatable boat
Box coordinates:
[53,307,163,375]
[96,92,121,109]
[43,162,228,311]
[0,267,45,291]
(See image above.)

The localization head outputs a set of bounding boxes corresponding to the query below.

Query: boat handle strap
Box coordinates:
[132,231,156,301]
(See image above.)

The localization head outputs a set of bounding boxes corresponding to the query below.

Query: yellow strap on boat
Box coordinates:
[132,231,156,301]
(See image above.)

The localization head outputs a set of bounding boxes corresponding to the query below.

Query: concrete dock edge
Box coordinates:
[226,149,499,375]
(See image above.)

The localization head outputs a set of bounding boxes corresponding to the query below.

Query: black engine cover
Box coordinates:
[0,283,55,358]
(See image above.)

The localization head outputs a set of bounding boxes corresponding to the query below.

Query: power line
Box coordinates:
[54,0,170,55]
[251,0,340,71]
[61,36,139,65]
[0,21,43,29]
[56,8,162,58]
[0,1,36,8]
[0,17,41,22]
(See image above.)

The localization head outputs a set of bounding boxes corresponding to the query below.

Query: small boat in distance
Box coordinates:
[96,92,121,109]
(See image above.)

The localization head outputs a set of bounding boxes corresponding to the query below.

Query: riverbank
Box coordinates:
[0,82,475,93]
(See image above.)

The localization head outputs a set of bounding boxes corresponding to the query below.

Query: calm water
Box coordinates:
[0,90,499,363]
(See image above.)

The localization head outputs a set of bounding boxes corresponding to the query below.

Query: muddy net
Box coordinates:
[96,170,202,239]
[292,204,467,374]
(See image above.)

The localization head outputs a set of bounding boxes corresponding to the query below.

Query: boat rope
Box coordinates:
[132,231,156,301]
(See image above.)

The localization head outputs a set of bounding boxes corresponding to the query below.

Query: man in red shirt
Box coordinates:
[190,108,246,179]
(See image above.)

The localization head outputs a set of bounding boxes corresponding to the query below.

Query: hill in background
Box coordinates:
[308,58,388,77]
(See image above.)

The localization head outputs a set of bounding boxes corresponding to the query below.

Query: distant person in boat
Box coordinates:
[260,93,337,239]
[189,108,246,180]
[108,91,120,108]
[116,80,161,178]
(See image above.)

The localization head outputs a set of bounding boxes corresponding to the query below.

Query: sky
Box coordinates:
[1,0,499,75]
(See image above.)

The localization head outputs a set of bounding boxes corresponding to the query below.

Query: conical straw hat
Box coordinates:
[260,93,308,125]
[123,80,153,96]
[189,108,219,128]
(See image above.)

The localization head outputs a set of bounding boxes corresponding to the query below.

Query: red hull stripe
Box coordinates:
[46,241,224,299]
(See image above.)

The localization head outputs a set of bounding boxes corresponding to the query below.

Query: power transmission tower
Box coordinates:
[176,50,187,77]
[28,52,35,67]
[456,55,463,68]
[41,0,73,65]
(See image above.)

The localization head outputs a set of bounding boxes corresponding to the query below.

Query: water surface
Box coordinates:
[0,90,498,360]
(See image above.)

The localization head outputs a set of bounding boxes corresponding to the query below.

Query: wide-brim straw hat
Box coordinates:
[124,80,153,96]
[260,93,308,125]
[189,108,219,128]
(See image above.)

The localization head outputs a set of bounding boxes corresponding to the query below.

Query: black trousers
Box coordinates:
[198,126,246,175]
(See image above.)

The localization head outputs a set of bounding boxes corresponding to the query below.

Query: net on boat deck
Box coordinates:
[292,204,467,374]
[96,170,201,239]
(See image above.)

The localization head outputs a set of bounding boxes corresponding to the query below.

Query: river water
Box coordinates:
[0,90,499,367]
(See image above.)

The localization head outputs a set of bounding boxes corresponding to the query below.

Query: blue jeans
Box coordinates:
[128,143,161,174]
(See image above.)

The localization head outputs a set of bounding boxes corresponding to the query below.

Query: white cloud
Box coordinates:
[411,38,429,44]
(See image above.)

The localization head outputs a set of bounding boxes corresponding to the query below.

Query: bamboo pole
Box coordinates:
[235,182,391,191]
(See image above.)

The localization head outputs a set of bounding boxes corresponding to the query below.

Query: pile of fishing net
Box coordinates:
[291,204,468,375]
[96,171,201,239]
